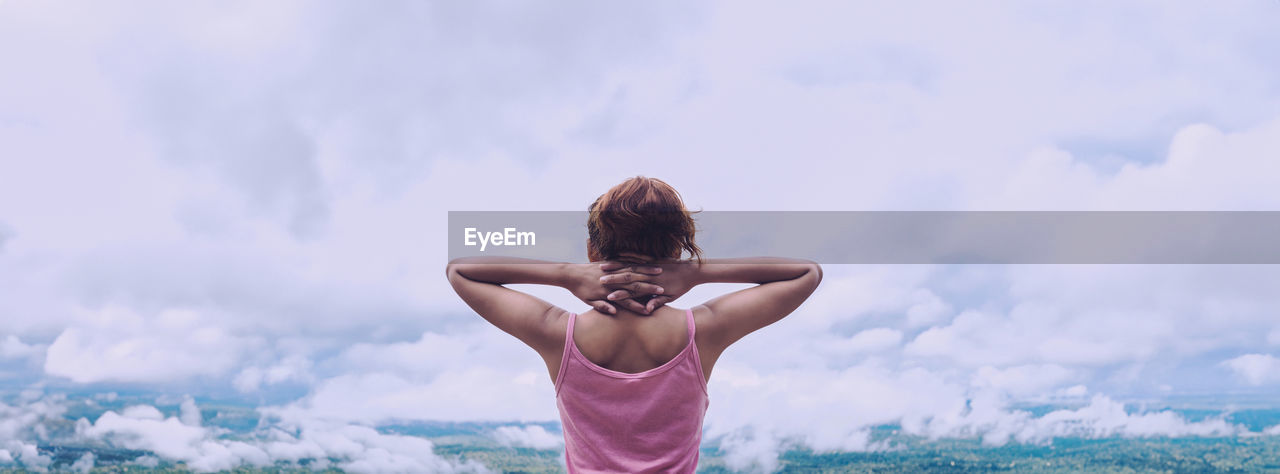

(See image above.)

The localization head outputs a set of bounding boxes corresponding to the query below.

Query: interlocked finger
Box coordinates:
[588,300,617,315]
[613,297,650,314]
[644,296,673,313]
[600,272,649,285]
[600,262,664,275]
[605,282,664,299]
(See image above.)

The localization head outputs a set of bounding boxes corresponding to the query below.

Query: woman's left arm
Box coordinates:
[445,256,661,352]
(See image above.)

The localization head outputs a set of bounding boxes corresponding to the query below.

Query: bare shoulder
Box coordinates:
[690,304,725,351]
[536,309,573,384]
[535,308,571,354]
[691,304,714,327]
[546,308,571,336]
[689,303,726,382]
[547,307,573,340]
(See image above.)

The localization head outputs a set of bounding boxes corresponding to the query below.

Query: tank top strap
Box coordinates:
[685,308,695,337]
[566,311,578,342]
[555,312,577,394]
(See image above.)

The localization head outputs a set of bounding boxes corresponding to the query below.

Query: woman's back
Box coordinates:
[550,305,717,383]
[554,306,710,473]
[449,257,822,472]
[445,175,821,473]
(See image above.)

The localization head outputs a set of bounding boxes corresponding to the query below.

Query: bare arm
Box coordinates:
[446,257,574,353]
[446,256,664,352]
[662,257,823,352]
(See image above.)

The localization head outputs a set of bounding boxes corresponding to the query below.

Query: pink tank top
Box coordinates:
[555,308,710,473]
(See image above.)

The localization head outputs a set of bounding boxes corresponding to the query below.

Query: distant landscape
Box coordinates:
[4,391,1280,473]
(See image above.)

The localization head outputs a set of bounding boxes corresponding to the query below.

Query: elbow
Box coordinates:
[445,258,466,281]
[803,261,823,290]
[445,264,459,286]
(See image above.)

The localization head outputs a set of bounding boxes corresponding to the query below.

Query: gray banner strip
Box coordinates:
[447,211,1280,264]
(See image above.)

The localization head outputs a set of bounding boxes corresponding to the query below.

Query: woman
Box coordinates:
[446,176,822,473]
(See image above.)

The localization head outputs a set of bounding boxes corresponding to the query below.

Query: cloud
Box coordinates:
[332,331,472,379]
[898,262,1280,380]
[0,394,66,471]
[971,364,1080,398]
[788,267,943,332]
[263,367,560,424]
[0,442,49,472]
[130,455,161,468]
[820,327,903,355]
[233,355,314,393]
[180,395,203,427]
[0,335,41,361]
[491,425,563,450]
[70,452,94,473]
[715,425,787,474]
[8,1,702,240]
[3,1,1280,470]
[77,406,229,468]
[1221,354,1280,386]
[972,119,1280,210]
[44,306,256,383]
[59,394,492,473]
[270,423,491,474]
[999,394,1239,443]
[0,220,12,252]
[701,361,1244,469]
[703,362,963,469]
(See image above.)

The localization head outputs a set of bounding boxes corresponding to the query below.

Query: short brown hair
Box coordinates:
[587,176,702,264]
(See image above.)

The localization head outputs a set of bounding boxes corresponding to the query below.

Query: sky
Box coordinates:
[3,0,1280,472]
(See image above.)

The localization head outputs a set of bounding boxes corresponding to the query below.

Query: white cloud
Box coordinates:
[257,420,492,474]
[905,289,951,327]
[703,362,966,466]
[0,395,65,471]
[900,263,1280,372]
[791,267,941,331]
[0,335,40,361]
[1002,394,1239,443]
[2,442,49,471]
[1057,384,1089,398]
[70,452,94,473]
[233,355,314,393]
[130,455,161,468]
[120,405,165,421]
[491,425,563,450]
[698,359,1247,468]
[263,367,560,424]
[44,306,255,383]
[716,425,786,474]
[333,331,471,378]
[1221,354,1280,386]
[180,395,202,427]
[3,0,1280,468]
[0,220,12,252]
[61,395,492,473]
[93,392,118,403]
[971,364,1079,398]
[822,328,903,355]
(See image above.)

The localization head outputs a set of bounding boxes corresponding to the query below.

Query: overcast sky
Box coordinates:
[3,1,1280,471]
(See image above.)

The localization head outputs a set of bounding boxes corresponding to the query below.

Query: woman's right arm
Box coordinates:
[679,257,823,352]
